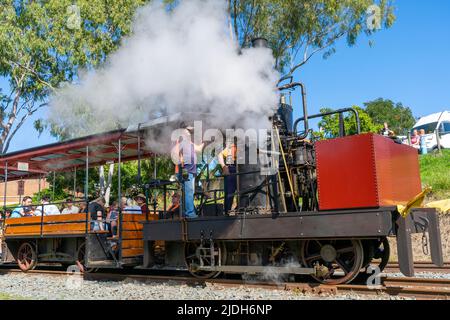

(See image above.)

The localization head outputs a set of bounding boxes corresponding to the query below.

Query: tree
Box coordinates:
[224,0,396,77]
[40,157,175,202]
[318,106,378,138]
[0,0,148,154]
[364,98,416,135]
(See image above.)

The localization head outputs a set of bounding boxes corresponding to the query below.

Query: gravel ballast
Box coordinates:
[384,272,450,279]
[0,273,408,300]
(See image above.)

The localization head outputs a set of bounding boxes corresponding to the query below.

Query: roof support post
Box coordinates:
[3,161,8,217]
[52,171,56,201]
[118,139,123,266]
[73,167,77,198]
[85,146,89,234]
[137,124,141,185]
[38,175,41,201]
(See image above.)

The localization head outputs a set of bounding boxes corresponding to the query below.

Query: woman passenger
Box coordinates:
[106,201,119,236]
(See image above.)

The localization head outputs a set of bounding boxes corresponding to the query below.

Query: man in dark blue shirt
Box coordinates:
[88,197,106,231]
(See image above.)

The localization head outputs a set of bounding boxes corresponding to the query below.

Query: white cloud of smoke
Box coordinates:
[49,0,280,144]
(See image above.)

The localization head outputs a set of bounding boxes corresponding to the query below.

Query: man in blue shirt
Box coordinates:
[10,196,34,218]
[172,126,204,218]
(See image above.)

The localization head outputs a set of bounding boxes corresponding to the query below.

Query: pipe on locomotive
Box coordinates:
[278,82,309,139]
[293,107,361,137]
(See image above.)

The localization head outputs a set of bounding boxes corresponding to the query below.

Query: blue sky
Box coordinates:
[291,0,450,121]
[2,0,450,152]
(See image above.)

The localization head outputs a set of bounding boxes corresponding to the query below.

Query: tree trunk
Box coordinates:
[104,163,114,206]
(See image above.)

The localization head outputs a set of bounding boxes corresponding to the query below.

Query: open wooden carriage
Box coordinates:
[0,127,158,271]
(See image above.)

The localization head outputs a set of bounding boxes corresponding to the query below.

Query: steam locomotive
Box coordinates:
[1,40,443,286]
[137,78,444,284]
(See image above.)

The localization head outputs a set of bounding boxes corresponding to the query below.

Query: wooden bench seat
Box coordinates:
[4,213,88,237]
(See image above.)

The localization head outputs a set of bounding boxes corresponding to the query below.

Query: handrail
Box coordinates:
[293,107,361,137]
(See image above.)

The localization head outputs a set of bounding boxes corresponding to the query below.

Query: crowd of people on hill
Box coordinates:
[409,128,429,154]
[381,122,428,154]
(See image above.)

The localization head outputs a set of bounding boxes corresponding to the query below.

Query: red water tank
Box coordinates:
[315,133,422,211]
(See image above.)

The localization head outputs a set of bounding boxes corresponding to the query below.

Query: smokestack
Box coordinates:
[251,37,269,49]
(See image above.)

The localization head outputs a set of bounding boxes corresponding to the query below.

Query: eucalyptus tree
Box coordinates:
[0,0,148,153]
[225,0,396,78]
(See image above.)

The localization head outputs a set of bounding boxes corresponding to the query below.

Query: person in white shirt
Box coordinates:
[34,196,61,216]
[62,198,80,214]
[121,197,142,214]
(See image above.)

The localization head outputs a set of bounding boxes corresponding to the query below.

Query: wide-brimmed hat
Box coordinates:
[134,193,146,201]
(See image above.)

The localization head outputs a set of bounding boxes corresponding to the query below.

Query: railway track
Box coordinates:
[385,261,450,273]
[0,266,449,300]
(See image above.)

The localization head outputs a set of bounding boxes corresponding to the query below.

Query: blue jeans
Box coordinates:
[224,165,237,213]
[183,173,196,218]
[90,221,104,231]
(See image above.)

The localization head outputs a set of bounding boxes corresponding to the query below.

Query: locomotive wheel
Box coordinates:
[301,239,364,285]
[76,243,98,273]
[17,242,37,272]
[184,242,224,279]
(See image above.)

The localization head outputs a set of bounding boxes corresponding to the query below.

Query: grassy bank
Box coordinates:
[420,149,450,200]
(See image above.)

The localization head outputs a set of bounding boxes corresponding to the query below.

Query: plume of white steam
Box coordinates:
[49,0,280,141]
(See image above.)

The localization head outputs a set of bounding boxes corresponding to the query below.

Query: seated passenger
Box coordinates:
[10,196,34,218]
[34,196,60,216]
[167,192,180,218]
[61,198,80,214]
[2,210,11,220]
[88,197,106,231]
[106,201,119,236]
[122,197,141,214]
[79,202,88,213]
[134,194,149,216]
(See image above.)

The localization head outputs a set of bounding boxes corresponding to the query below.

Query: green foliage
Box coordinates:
[112,157,174,198]
[420,150,450,200]
[225,0,396,74]
[37,157,175,202]
[0,0,149,152]
[364,98,416,136]
[32,188,70,203]
[318,106,378,138]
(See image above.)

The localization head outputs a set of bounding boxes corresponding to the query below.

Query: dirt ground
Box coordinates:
[390,214,450,262]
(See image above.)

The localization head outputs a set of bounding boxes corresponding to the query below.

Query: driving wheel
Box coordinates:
[301,239,364,285]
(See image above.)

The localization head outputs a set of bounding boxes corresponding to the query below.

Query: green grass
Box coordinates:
[0,293,28,300]
[420,149,450,200]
